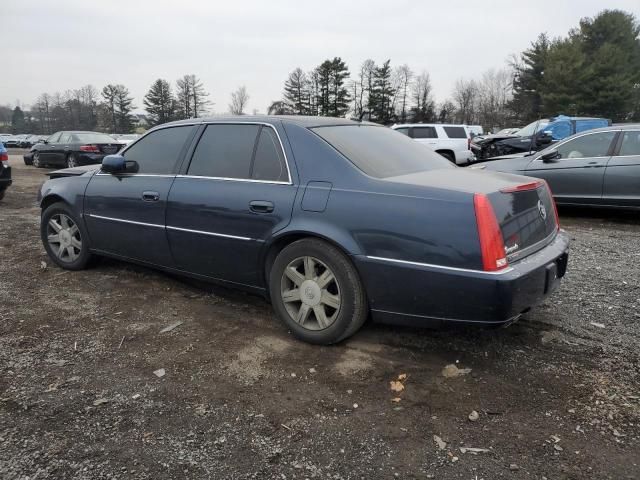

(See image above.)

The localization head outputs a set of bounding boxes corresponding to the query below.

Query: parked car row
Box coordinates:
[1,134,49,148]
[36,115,569,344]
[471,115,611,161]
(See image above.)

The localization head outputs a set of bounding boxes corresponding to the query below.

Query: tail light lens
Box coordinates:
[474,193,508,271]
[0,152,8,163]
[542,180,560,230]
[80,145,100,153]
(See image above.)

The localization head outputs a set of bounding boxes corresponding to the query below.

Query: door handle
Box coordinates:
[142,191,160,202]
[249,200,274,213]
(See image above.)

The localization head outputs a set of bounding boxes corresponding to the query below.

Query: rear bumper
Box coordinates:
[354,230,570,327]
[77,153,106,165]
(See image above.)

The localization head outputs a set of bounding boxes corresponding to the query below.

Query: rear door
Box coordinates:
[84,124,197,266]
[410,126,438,148]
[603,130,640,208]
[525,130,618,204]
[166,122,297,287]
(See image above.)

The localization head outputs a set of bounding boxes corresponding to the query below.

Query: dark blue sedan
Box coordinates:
[38,116,569,344]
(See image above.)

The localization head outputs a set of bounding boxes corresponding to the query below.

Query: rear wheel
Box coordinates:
[32,152,42,168]
[438,151,456,163]
[41,202,92,270]
[269,238,368,344]
[67,153,78,168]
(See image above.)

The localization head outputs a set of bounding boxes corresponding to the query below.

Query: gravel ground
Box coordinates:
[1,151,639,479]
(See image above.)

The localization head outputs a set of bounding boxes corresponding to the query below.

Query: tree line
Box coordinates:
[4,8,638,135]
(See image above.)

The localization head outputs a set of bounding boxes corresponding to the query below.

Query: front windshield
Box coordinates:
[312,124,454,178]
[516,120,549,137]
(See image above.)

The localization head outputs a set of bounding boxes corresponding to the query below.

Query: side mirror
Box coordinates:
[101,155,139,174]
[42,140,49,144]
[540,150,560,163]
[537,132,553,145]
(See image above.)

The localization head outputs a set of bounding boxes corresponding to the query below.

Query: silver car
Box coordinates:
[474,125,640,209]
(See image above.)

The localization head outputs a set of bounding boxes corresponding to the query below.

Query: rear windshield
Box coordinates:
[311,125,454,178]
[443,126,467,138]
[71,133,117,143]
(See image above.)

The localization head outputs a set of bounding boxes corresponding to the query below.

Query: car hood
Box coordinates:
[386,168,535,195]
[472,134,520,145]
[47,165,100,179]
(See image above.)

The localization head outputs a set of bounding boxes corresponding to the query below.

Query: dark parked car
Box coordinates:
[4,135,27,148]
[472,116,610,161]
[26,131,122,169]
[0,142,11,201]
[475,125,640,209]
[37,116,569,344]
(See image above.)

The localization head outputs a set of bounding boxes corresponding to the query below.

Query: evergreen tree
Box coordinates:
[11,106,25,133]
[144,79,176,126]
[283,68,309,115]
[101,85,119,133]
[115,85,135,133]
[370,60,395,124]
[509,33,550,123]
[314,57,350,117]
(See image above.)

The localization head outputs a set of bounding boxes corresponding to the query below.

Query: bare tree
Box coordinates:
[409,71,435,122]
[393,64,413,123]
[176,74,210,119]
[475,68,514,130]
[452,78,478,124]
[351,59,376,119]
[229,86,250,115]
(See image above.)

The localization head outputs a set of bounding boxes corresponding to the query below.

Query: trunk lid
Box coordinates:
[96,143,123,154]
[387,169,558,262]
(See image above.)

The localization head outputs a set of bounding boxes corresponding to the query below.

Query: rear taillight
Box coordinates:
[80,145,100,152]
[500,180,544,193]
[0,152,8,162]
[541,180,560,230]
[474,193,508,272]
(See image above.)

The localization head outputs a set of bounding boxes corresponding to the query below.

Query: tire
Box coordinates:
[67,153,78,168]
[24,155,33,166]
[40,202,92,271]
[0,189,5,201]
[32,152,42,168]
[269,238,368,345]
[438,151,456,163]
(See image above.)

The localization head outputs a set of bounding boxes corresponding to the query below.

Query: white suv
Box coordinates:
[391,124,475,165]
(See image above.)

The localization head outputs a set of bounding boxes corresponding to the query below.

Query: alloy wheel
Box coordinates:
[33,152,40,167]
[67,154,77,168]
[280,256,341,331]
[46,213,82,263]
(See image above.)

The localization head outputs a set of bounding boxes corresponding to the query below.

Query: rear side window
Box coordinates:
[412,127,437,139]
[619,131,640,156]
[123,125,195,174]
[443,126,467,139]
[188,124,260,179]
[252,127,288,182]
[312,124,454,178]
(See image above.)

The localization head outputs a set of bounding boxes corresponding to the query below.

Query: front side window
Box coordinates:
[312,124,454,178]
[443,126,467,139]
[59,133,72,143]
[252,127,288,182]
[188,124,260,179]
[619,131,640,156]
[123,125,195,174]
[48,132,62,143]
[412,127,437,139]
[555,132,617,160]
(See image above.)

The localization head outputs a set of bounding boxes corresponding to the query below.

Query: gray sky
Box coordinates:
[2,0,638,114]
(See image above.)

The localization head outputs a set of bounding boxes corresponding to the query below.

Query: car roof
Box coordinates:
[575,124,640,134]
[392,123,468,128]
[159,115,376,129]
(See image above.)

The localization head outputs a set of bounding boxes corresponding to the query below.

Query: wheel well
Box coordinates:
[263,233,354,288]
[435,149,455,160]
[40,194,66,211]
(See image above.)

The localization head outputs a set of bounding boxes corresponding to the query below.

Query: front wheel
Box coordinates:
[41,202,92,270]
[269,238,368,344]
[67,153,78,168]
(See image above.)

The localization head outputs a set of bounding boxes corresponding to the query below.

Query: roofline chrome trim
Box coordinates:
[175,175,290,185]
[166,225,254,241]
[86,214,164,229]
[365,256,514,275]
[95,173,175,177]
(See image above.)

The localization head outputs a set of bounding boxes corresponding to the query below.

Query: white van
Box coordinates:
[392,124,475,165]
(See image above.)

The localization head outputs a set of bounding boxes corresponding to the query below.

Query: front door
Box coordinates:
[166,123,297,287]
[84,125,197,266]
[39,132,61,163]
[526,130,618,204]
